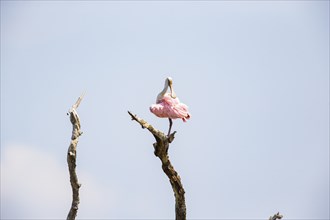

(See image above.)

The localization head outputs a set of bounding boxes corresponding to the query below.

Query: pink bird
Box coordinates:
[150,77,190,136]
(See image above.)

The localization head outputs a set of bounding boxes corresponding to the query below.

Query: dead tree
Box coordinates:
[128,111,186,220]
[66,94,84,220]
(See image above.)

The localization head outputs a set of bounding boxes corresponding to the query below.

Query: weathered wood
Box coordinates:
[269,212,283,220]
[67,94,84,220]
[128,111,186,220]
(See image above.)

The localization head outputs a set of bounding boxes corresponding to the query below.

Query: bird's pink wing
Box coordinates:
[150,102,170,118]
[152,94,190,121]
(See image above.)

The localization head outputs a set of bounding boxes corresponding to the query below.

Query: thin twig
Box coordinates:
[67,94,84,220]
[128,111,186,220]
[269,212,283,220]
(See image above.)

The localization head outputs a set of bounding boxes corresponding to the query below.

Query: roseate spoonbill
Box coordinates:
[150,77,190,136]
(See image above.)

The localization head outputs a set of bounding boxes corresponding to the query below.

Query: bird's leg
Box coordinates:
[168,118,173,137]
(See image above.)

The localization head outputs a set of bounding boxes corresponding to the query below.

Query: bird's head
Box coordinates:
[166,77,177,99]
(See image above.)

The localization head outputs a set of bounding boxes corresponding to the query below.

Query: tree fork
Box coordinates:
[128,111,186,220]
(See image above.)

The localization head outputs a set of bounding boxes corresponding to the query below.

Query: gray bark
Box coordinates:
[128,111,186,220]
[66,94,84,220]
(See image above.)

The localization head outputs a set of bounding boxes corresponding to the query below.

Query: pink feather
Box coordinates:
[150,93,191,122]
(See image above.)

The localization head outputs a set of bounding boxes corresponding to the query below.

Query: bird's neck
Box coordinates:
[156,82,169,102]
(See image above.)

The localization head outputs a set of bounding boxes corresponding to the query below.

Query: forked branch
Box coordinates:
[128,111,186,220]
[67,93,84,220]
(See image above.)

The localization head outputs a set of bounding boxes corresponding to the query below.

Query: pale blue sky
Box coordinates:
[1,1,329,219]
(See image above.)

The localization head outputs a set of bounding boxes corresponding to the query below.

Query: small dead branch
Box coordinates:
[128,111,186,220]
[269,212,283,220]
[67,93,84,220]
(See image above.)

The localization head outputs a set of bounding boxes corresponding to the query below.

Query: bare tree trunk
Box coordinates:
[67,94,84,220]
[128,111,186,220]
